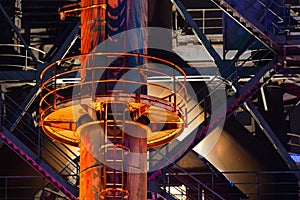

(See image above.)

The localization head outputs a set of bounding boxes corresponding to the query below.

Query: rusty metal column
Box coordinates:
[40,1,186,200]
[124,123,148,200]
[79,1,106,199]
[78,0,148,199]
[124,1,148,199]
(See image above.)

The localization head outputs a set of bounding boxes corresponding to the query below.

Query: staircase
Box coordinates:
[149,160,247,200]
[211,0,300,49]
[169,0,282,150]
[0,91,79,199]
[100,103,130,199]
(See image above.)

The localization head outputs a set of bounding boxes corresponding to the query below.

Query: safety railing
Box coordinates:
[40,52,188,126]
[0,44,46,70]
[0,176,45,200]
[284,5,300,36]
[1,91,79,188]
[257,0,300,36]
[149,150,227,200]
[260,1,297,36]
[154,166,227,200]
[174,8,223,36]
[230,0,300,37]
[187,8,223,35]
[159,166,300,200]
[288,132,300,154]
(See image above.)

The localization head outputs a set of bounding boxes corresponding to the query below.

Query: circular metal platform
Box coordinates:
[40,53,187,148]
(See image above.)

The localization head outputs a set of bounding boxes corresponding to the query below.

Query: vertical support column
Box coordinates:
[79,1,106,197]
[81,0,106,83]
[81,0,106,54]
[78,0,149,199]
[79,140,104,200]
[106,1,149,198]
[125,123,148,200]
[78,110,148,200]
[78,115,105,200]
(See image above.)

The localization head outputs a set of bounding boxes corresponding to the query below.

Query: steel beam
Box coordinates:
[150,60,279,170]
[244,100,300,176]
[0,71,35,82]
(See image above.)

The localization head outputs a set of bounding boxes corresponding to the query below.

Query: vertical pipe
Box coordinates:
[125,124,147,200]
[79,135,104,200]
[198,183,201,200]
[78,1,148,199]
[79,1,112,199]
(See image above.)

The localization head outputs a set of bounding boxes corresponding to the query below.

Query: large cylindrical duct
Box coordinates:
[79,1,148,199]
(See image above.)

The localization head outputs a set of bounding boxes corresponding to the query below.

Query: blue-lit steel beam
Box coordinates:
[0,127,78,199]
[9,22,80,132]
[0,71,35,82]
[0,3,40,67]
[171,0,222,65]
[171,0,262,80]
[37,22,80,77]
[151,60,279,170]
[244,100,300,176]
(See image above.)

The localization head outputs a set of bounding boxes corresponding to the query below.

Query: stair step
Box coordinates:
[232,12,239,17]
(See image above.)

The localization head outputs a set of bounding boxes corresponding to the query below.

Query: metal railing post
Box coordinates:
[25,49,28,71]
[198,182,201,200]
[202,9,205,34]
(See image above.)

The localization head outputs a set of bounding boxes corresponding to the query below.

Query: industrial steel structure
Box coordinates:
[0,0,300,199]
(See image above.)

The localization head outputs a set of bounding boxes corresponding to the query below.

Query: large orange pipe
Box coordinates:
[79,1,148,199]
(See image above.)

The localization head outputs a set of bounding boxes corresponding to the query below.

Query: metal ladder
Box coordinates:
[100,102,130,199]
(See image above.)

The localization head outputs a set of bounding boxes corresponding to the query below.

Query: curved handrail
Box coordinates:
[40,53,188,125]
